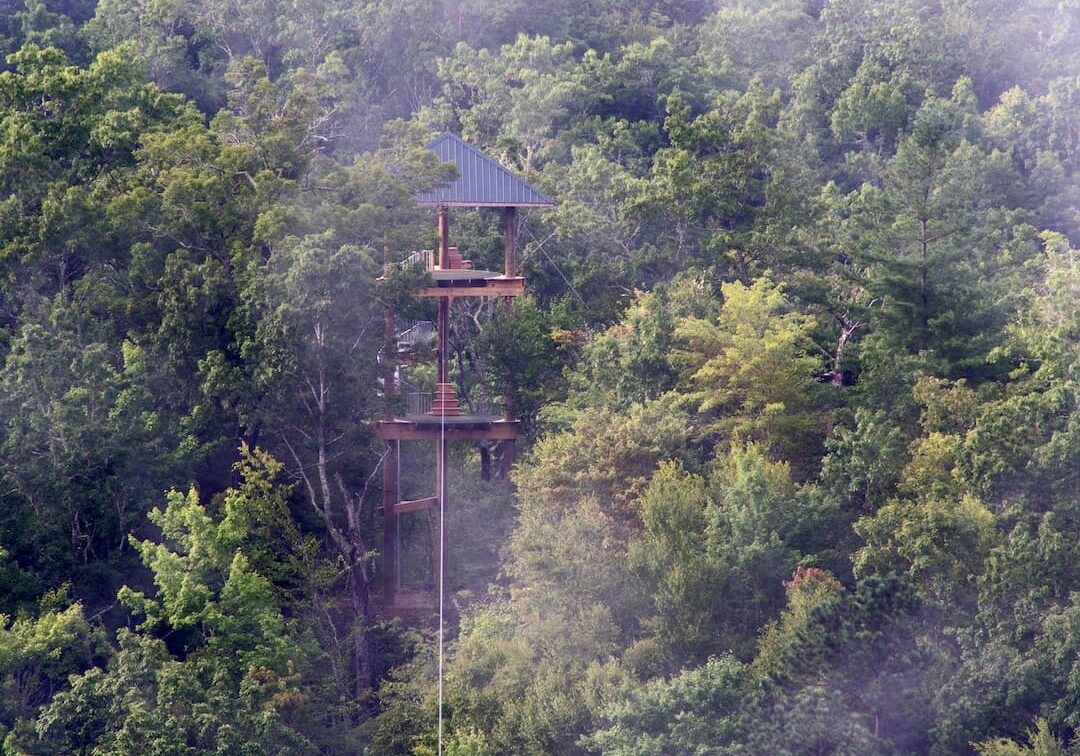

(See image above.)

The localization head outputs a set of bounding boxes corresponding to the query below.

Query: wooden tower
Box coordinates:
[377,133,554,612]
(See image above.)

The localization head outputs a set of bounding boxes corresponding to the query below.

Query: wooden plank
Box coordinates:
[394,496,438,514]
[418,278,525,298]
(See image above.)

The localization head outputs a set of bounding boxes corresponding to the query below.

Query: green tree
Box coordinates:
[633,445,804,664]
[975,718,1076,756]
[0,306,172,599]
[10,447,331,754]
[0,587,97,734]
[671,277,827,474]
[642,85,782,283]
[853,88,1031,382]
[583,655,751,755]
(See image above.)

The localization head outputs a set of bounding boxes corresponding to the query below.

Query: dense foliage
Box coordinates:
[0,0,1077,752]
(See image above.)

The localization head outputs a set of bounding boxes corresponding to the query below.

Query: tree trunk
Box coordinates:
[919,218,930,350]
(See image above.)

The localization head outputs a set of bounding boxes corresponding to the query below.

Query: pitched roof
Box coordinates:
[415,132,555,208]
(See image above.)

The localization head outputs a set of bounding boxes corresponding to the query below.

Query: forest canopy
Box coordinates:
[0,0,1077,753]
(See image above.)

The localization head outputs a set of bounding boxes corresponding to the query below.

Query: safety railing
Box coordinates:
[397,249,434,271]
[397,320,435,349]
[402,390,497,418]
[407,391,433,416]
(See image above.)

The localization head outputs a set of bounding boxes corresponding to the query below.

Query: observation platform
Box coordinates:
[376,132,551,621]
[376,417,519,441]
[379,246,525,297]
[402,410,504,424]
[378,383,517,440]
[419,269,524,298]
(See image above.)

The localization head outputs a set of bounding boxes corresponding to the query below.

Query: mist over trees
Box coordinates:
[0,0,1077,753]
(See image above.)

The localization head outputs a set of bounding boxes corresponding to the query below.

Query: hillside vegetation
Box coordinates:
[0,0,1077,753]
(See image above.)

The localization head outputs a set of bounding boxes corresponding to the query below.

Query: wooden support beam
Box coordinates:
[437,296,449,383]
[381,440,399,603]
[503,206,516,278]
[437,206,449,268]
[383,303,395,420]
[394,496,438,514]
[418,278,525,298]
[436,436,448,595]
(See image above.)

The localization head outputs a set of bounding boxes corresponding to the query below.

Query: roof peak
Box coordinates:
[416,132,554,208]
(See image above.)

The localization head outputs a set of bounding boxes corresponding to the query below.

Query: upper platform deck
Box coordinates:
[380,248,525,297]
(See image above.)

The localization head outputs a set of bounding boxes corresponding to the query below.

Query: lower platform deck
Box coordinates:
[376,417,519,440]
[419,271,524,298]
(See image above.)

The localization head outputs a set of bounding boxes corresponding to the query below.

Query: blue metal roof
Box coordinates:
[415,132,555,208]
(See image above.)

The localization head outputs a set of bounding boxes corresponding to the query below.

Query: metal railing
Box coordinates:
[407,391,433,416]
[396,320,434,350]
[396,249,434,270]
[402,389,497,418]
[397,377,422,394]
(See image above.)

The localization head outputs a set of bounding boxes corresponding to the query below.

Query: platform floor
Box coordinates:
[377,417,519,440]
[430,269,503,281]
[402,413,504,424]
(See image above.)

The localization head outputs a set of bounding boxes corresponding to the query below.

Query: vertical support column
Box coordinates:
[436,436,449,595]
[437,206,449,270]
[438,296,449,385]
[382,440,398,604]
[501,206,518,474]
[383,248,395,420]
[437,204,451,387]
[500,207,516,419]
[503,206,516,278]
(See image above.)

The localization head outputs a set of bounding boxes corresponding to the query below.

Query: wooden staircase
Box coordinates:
[441,246,472,270]
[428,383,462,416]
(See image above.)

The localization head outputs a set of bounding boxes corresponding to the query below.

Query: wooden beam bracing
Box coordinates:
[418,278,525,298]
[394,496,438,514]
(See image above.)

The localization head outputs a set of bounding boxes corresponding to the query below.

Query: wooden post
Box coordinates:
[501,207,516,421]
[382,440,398,603]
[383,246,395,421]
[436,436,449,594]
[437,205,451,386]
[503,206,516,277]
[438,296,449,385]
[437,206,449,269]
